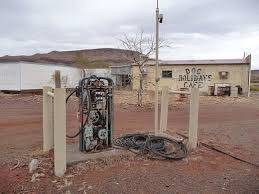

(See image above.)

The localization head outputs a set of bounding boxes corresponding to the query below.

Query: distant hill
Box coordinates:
[0,48,139,68]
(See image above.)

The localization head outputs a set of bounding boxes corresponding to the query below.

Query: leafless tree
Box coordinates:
[119,30,169,106]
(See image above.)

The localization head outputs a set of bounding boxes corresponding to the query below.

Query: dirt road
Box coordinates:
[0,93,258,193]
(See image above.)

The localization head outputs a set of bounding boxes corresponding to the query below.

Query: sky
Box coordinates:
[0,0,259,69]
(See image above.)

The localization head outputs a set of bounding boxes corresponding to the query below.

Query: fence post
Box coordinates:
[54,88,66,177]
[55,70,61,88]
[188,87,199,149]
[160,86,169,133]
[43,86,53,152]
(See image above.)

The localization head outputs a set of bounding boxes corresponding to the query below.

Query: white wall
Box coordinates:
[0,63,21,90]
[0,62,82,91]
[21,62,82,90]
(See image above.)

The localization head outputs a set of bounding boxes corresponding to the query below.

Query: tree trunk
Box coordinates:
[138,74,144,106]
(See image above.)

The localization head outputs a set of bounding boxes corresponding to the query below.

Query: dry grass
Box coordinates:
[114,90,254,108]
[250,84,259,91]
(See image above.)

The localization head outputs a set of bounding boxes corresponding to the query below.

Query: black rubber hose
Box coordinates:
[66,88,82,138]
[114,133,188,160]
[66,88,77,103]
[65,85,89,138]
[66,128,83,138]
[66,76,96,138]
[147,136,188,160]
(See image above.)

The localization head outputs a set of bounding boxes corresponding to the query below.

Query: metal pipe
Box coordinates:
[248,55,252,97]
[155,0,160,134]
[169,90,191,95]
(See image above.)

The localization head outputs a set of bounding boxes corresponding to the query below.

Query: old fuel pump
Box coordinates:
[66,75,114,152]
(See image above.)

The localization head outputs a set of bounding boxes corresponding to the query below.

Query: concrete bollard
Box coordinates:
[43,86,54,152]
[160,86,169,133]
[54,88,66,177]
[188,87,199,149]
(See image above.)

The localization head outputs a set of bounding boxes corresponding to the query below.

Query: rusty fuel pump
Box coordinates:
[66,75,114,152]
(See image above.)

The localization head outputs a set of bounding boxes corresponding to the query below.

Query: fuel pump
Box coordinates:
[66,75,114,152]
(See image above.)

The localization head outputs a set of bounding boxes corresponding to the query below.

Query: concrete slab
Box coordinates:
[157,131,185,142]
[66,143,133,165]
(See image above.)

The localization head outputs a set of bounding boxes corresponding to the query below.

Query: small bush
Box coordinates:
[250,85,259,91]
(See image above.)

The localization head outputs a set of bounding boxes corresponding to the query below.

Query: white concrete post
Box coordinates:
[160,86,169,133]
[43,86,53,152]
[188,87,199,149]
[54,88,66,177]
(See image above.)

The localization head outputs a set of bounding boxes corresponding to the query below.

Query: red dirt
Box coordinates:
[0,93,258,193]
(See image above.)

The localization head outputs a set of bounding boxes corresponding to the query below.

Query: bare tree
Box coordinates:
[74,53,110,69]
[119,30,169,106]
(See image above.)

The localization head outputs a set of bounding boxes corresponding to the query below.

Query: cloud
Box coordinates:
[160,30,259,69]
[162,0,259,34]
[0,0,258,69]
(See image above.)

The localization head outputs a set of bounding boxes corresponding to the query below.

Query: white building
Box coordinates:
[0,62,83,91]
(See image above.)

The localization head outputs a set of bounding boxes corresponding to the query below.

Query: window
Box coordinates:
[162,70,172,78]
[219,71,229,80]
[121,75,130,87]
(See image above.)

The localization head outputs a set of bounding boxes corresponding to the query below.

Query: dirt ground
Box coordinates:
[0,91,258,193]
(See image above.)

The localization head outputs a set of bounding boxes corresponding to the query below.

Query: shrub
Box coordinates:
[250,85,259,91]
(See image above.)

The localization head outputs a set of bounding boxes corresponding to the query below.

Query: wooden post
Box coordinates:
[54,88,66,177]
[188,87,199,149]
[54,70,61,88]
[43,86,53,152]
[160,86,169,133]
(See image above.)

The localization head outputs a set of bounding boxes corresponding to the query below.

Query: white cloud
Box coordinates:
[160,29,259,69]
[0,0,258,69]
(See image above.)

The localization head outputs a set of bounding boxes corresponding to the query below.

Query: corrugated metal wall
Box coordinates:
[0,62,82,91]
[21,62,82,90]
[84,68,116,84]
[85,68,111,78]
[0,63,21,90]
[111,65,131,75]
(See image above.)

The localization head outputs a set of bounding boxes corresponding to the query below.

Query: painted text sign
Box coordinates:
[178,68,212,88]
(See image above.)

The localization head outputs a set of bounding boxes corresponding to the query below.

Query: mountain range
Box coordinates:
[0,48,137,68]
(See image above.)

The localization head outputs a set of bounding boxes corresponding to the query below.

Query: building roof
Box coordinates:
[110,64,132,68]
[0,61,80,69]
[143,58,250,66]
[130,55,252,66]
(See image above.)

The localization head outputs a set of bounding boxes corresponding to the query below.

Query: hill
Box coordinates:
[0,48,138,68]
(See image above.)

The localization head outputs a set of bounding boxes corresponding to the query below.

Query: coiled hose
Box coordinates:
[114,133,188,160]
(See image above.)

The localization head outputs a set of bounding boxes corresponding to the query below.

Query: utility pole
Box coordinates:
[155,0,163,134]
[247,54,252,97]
